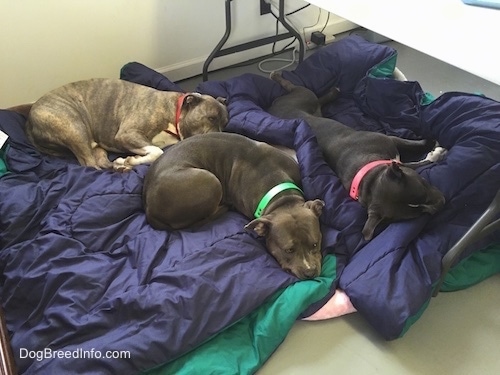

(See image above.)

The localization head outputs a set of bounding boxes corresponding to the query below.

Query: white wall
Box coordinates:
[0,0,355,107]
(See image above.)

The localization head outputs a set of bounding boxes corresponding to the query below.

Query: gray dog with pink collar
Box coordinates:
[269,71,446,241]
[21,78,228,171]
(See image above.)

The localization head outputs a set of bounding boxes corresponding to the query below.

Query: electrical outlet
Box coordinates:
[260,0,271,15]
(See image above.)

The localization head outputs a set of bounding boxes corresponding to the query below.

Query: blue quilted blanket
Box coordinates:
[1,36,499,374]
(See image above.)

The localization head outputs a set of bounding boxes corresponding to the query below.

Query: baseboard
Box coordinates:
[157,56,209,82]
[156,45,279,82]
[157,19,357,82]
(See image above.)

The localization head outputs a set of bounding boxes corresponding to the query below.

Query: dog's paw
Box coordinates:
[425,146,447,162]
[269,70,281,80]
[112,157,133,172]
[113,164,133,173]
[116,165,132,173]
[113,157,125,164]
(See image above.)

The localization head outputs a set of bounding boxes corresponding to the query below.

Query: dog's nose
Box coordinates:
[301,268,319,279]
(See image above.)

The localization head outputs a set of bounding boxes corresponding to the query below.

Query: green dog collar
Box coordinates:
[254,182,304,218]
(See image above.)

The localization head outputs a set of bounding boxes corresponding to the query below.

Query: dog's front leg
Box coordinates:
[113,145,164,172]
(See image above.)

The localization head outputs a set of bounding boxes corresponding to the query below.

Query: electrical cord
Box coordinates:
[257,47,299,73]
[257,3,312,73]
[286,3,310,15]
[320,11,330,33]
[302,9,322,49]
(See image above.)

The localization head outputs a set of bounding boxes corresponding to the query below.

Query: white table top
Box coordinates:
[307,0,500,86]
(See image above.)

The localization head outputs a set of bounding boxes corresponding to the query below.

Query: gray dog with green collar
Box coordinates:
[142,132,325,280]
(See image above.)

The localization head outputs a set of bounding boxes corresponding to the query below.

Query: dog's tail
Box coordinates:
[318,88,341,106]
[6,103,33,117]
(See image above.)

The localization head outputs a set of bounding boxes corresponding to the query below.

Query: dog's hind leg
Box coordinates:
[270,71,296,92]
[27,106,104,168]
[145,168,224,229]
[91,144,113,169]
[318,87,341,107]
[28,124,103,168]
[390,137,444,167]
[403,146,448,169]
[390,137,436,155]
[59,122,105,168]
[66,142,107,169]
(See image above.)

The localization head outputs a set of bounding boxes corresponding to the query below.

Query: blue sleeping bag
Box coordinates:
[191,36,500,336]
[1,36,499,374]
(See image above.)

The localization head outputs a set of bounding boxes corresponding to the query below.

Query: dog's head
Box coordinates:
[245,199,325,280]
[178,93,228,139]
[360,162,445,240]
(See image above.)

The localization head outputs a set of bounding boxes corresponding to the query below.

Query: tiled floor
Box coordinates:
[176,35,500,375]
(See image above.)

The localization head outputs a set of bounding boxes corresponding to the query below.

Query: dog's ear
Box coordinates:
[387,161,404,180]
[216,97,227,106]
[184,94,202,107]
[304,199,325,217]
[245,217,272,237]
[362,210,383,241]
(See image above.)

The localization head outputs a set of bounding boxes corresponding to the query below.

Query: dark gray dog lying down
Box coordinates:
[142,132,325,280]
[268,71,446,241]
[16,78,228,171]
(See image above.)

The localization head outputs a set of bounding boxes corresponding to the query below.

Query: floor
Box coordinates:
[177,36,500,102]
[176,35,500,375]
[260,275,500,375]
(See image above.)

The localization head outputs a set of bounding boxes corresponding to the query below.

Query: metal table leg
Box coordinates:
[203,0,304,81]
[433,189,500,296]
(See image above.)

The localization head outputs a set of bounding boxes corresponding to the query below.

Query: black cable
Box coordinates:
[269,2,312,54]
[205,3,310,72]
[270,9,298,55]
[286,4,310,16]
[320,12,330,33]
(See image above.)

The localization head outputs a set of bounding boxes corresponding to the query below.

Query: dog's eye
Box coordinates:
[408,203,420,208]
[208,116,217,122]
[285,248,294,254]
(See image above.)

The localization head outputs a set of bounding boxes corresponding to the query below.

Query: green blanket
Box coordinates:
[145,245,499,374]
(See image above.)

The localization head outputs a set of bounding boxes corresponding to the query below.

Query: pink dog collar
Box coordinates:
[175,93,188,129]
[164,93,188,140]
[349,160,399,200]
